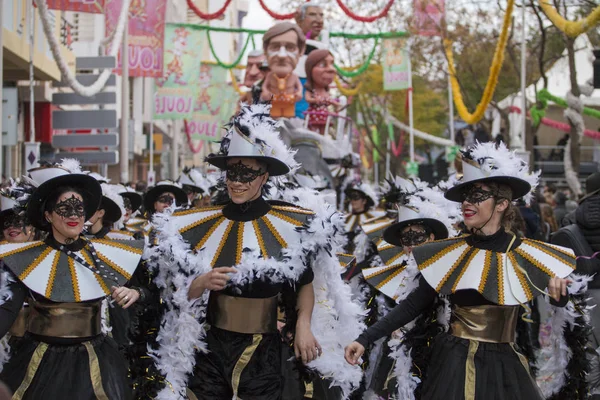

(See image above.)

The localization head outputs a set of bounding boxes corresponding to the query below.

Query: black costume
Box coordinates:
[0,235,144,399]
[356,230,573,399]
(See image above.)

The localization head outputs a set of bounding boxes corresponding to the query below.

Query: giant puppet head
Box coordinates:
[295,2,324,40]
[305,49,335,92]
[263,22,306,79]
[243,49,267,88]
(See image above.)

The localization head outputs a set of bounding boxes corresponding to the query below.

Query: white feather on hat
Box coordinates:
[101,183,126,226]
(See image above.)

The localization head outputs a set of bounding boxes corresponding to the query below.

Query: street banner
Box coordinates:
[185,63,238,142]
[105,0,167,77]
[383,38,410,91]
[154,24,203,120]
[46,0,104,13]
[413,0,445,36]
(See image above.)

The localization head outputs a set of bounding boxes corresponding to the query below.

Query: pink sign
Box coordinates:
[105,0,167,77]
[46,0,104,13]
[413,0,444,37]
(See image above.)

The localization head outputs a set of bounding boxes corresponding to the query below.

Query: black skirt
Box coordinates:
[421,333,543,400]
[0,333,131,400]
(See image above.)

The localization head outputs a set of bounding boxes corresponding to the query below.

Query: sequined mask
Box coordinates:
[53,195,85,219]
[461,186,495,204]
[399,228,429,247]
[225,161,266,183]
[157,194,175,205]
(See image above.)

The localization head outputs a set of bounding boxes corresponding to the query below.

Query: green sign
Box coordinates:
[154,25,204,120]
[383,38,410,91]
[406,161,419,177]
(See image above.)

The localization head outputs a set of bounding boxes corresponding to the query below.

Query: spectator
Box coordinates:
[549,133,569,161]
[539,203,559,242]
[135,180,147,194]
[519,201,543,240]
[543,183,557,206]
[553,191,568,224]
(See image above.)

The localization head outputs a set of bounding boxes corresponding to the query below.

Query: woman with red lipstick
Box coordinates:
[0,160,145,399]
[345,142,578,400]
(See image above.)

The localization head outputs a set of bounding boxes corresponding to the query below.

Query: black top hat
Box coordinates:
[26,166,102,231]
[119,191,142,213]
[99,195,122,223]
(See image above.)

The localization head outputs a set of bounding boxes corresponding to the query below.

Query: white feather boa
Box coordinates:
[0,269,13,372]
[146,189,365,399]
[536,274,593,398]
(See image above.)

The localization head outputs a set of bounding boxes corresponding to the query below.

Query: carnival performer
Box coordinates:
[345,142,577,400]
[145,104,364,400]
[0,183,39,373]
[360,177,460,399]
[0,160,145,399]
[141,180,187,240]
[118,184,145,239]
[177,167,208,209]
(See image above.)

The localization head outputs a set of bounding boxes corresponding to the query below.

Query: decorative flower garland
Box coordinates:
[207,31,253,69]
[183,120,205,154]
[334,75,362,97]
[534,89,600,122]
[35,0,129,97]
[186,0,233,20]
[258,0,300,20]
[169,23,408,40]
[509,105,600,140]
[538,0,600,38]
[335,0,395,23]
[444,0,514,124]
[335,39,379,78]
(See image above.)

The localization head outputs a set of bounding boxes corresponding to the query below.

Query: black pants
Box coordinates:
[189,327,283,400]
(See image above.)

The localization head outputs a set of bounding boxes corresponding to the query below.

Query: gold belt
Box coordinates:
[208,293,278,334]
[27,300,102,338]
[450,304,518,343]
[9,306,30,337]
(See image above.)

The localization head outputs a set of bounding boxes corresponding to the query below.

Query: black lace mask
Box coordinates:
[122,197,132,211]
[2,213,26,231]
[156,194,175,206]
[53,195,85,218]
[399,227,429,247]
[225,161,266,183]
[461,185,495,204]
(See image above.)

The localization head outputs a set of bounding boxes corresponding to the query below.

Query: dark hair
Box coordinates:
[135,180,148,192]
[486,182,516,232]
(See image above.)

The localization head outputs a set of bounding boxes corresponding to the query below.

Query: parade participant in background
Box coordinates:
[261,22,305,119]
[0,160,145,399]
[294,1,326,118]
[0,182,38,373]
[345,142,580,400]
[146,104,364,400]
[361,177,460,399]
[140,180,187,240]
[119,184,146,237]
[304,49,340,134]
[177,167,208,209]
